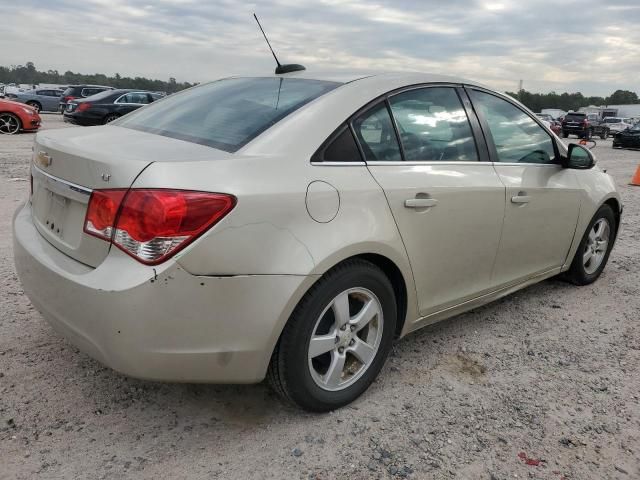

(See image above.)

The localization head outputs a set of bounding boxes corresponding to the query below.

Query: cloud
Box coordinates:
[2,0,639,96]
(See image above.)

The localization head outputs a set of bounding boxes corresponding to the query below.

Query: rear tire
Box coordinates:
[26,101,41,113]
[562,131,569,138]
[267,259,397,412]
[563,205,616,285]
[103,113,120,124]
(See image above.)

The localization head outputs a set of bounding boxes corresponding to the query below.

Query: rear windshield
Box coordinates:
[62,87,75,96]
[565,113,585,119]
[115,77,340,152]
[603,118,621,123]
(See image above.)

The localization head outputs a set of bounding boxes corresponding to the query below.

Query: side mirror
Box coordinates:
[565,143,595,169]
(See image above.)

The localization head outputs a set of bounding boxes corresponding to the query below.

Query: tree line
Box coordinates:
[0,62,194,93]
[505,88,640,113]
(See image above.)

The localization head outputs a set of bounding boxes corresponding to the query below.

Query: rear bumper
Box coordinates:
[13,201,309,383]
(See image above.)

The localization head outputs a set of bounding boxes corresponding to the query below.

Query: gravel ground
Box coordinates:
[1,114,639,480]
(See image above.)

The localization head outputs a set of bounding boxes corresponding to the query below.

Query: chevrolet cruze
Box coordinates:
[13,72,622,411]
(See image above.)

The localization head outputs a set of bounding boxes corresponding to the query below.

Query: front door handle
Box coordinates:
[511,192,531,204]
[405,198,438,208]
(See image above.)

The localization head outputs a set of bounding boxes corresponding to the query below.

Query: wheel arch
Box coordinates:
[603,197,621,238]
[263,250,415,380]
[26,100,42,109]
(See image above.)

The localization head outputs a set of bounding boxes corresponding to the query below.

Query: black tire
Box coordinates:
[563,204,616,285]
[26,101,41,112]
[103,114,120,124]
[267,259,397,412]
[562,131,569,138]
[0,112,22,134]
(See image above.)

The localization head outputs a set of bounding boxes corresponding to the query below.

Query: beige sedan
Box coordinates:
[13,72,621,411]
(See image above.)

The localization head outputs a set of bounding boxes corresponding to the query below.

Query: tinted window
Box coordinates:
[352,102,402,162]
[389,87,478,162]
[565,113,586,120]
[62,87,75,96]
[119,92,150,104]
[471,90,556,164]
[314,126,362,162]
[117,78,339,153]
[84,90,117,102]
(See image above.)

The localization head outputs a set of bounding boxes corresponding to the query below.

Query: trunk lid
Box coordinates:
[30,125,231,267]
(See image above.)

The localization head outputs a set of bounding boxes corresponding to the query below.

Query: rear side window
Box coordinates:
[388,87,478,162]
[313,126,362,163]
[116,78,340,153]
[352,103,402,162]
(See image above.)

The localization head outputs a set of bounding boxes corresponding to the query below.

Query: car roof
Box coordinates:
[255,70,487,88]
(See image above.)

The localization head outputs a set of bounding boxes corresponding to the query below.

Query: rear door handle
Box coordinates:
[511,192,531,204]
[405,198,438,208]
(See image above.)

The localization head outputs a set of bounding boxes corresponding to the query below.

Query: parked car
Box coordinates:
[601,117,633,135]
[537,113,562,136]
[0,98,41,134]
[8,89,65,113]
[561,112,609,139]
[63,89,162,126]
[59,85,114,112]
[13,72,622,411]
[612,122,640,149]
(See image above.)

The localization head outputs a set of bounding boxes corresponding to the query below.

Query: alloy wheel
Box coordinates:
[0,113,20,134]
[308,288,383,391]
[583,218,610,274]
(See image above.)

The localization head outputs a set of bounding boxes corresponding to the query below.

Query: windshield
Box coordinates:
[116,77,341,152]
[603,118,621,123]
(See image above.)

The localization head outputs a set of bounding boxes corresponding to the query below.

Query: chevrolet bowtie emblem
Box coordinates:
[36,151,52,168]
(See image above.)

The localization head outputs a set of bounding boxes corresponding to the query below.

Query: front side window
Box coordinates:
[116,78,340,153]
[389,87,478,161]
[470,90,556,164]
[352,102,402,162]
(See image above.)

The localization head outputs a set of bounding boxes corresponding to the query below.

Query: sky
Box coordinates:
[1,0,639,96]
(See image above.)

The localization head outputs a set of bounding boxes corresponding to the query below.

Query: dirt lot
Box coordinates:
[1,114,639,480]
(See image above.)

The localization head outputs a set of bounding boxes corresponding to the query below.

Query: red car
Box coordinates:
[0,99,41,134]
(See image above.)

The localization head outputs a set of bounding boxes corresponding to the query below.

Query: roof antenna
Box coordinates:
[253,13,306,75]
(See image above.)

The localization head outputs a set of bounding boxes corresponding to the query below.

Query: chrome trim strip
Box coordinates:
[366,161,485,166]
[492,162,561,168]
[32,165,92,205]
[311,161,366,166]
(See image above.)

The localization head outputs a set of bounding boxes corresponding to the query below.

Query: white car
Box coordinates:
[601,117,633,134]
[13,71,622,411]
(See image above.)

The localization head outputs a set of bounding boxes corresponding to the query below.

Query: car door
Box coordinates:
[356,86,506,317]
[467,87,581,286]
[39,90,56,111]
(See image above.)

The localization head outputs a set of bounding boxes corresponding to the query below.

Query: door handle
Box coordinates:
[511,192,531,204]
[405,198,438,208]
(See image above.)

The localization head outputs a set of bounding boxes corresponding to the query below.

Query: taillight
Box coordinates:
[84,189,127,240]
[64,95,75,103]
[84,189,235,265]
[77,102,92,112]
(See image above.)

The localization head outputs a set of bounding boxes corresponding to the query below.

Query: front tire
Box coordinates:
[563,205,616,285]
[0,112,22,134]
[268,259,397,412]
[562,131,569,138]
